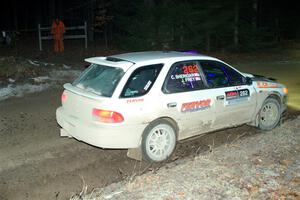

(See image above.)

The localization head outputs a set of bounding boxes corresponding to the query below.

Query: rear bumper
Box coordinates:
[56,107,146,149]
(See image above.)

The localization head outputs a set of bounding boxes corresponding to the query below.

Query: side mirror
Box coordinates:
[246,77,252,85]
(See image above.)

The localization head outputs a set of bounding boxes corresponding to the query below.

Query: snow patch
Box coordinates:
[0,83,51,101]
[63,64,71,69]
[0,69,81,101]
[49,70,81,81]
[30,76,50,83]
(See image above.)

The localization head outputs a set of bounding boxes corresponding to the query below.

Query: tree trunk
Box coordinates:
[13,0,18,31]
[206,31,211,52]
[49,1,56,21]
[252,0,258,29]
[180,21,184,48]
[36,1,42,25]
[24,6,29,31]
[233,0,239,50]
[275,18,280,42]
[88,0,95,42]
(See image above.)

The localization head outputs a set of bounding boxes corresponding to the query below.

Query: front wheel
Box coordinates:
[141,119,177,162]
[258,98,281,131]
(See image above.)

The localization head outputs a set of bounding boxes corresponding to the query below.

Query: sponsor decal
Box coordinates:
[226,89,249,99]
[183,64,199,74]
[171,73,200,80]
[181,99,211,113]
[238,89,250,97]
[227,98,248,105]
[225,89,250,105]
[170,64,201,82]
[144,80,152,91]
[127,98,144,104]
[257,81,279,88]
[225,91,238,99]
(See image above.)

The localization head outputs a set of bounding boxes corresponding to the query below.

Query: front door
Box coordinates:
[158,60,216,140]
[199,60,257,129]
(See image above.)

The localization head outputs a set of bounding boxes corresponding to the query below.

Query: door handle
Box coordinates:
[167,102,177,108]
[216,95,225,100]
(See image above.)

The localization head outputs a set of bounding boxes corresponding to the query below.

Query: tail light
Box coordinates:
[92,108,124,123]
[61,91,67,104]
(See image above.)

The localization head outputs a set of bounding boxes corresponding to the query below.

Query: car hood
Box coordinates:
[242,72,277,83]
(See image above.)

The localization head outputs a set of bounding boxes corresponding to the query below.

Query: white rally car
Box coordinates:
[56,51,288,162]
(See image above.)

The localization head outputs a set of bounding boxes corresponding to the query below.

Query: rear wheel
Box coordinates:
[141,119,177,162]
[258,98,281,131]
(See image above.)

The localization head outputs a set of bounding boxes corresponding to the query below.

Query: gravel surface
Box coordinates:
[1,54,299,200]
[75,117,300,200]
[3,86,298,200]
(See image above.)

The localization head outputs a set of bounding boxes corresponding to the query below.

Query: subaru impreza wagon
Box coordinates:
[56,51,288,162]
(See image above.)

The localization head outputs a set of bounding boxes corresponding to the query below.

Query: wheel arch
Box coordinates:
[253,92,282,128]
[268,92,282,105]
[251,92,282,127]
[148,116,179,138]
[141,116,179,162]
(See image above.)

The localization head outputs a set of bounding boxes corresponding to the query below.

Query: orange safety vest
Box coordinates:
[51,20,65,40]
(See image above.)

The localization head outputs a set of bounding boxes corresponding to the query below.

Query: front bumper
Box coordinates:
[56,107,146,149]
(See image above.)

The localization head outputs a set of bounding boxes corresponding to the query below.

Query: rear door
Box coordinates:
[118,63,164,125]
[199,60,257,129]
[158,60,216,140]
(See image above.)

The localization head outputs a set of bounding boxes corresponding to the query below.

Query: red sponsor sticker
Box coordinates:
[257,81,278,88]
[181,99,211,112]
[127,98,144,104]
[226,91,238,97]
[183,64,199,74]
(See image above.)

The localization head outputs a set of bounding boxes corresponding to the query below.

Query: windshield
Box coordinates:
[73,64,124,97]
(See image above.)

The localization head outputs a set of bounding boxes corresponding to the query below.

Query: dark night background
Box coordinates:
[0,0,299,51]
[1,2,300,199]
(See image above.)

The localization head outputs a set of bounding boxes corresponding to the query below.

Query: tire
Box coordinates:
[141,119,177,162]
[258,97,281,131]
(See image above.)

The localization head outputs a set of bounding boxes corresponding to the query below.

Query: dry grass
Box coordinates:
[71,116,300,200]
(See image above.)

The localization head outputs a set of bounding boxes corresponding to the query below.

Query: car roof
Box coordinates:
[85,51,219,71]
[111,51,216,63]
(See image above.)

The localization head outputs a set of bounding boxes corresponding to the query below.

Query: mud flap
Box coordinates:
[127,147,143,161]
[60,129,73,138]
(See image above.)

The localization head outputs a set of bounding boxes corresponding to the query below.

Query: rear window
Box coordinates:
[73,64,124,97]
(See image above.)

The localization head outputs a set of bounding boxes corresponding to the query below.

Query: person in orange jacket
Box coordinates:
[51,18,65,53]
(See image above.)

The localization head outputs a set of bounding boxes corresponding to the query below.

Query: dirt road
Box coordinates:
[0,88,299,200]
[0,89,143,200]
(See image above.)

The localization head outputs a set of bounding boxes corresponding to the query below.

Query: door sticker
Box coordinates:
[181,99,211,113]
[225,89,250,105]
[225,91,238,100]
[170,73,201,82]
[256,81,279,88]
[238,89,250,97]
[170,64,201,82]
[127,98,144,104]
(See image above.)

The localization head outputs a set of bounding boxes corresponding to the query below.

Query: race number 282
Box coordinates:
[239,89,249,97]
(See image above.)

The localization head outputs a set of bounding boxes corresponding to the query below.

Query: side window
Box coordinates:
[220,62,246,86]
[200,61,245,88]
[120,64,163,98]
[163,61,205,94]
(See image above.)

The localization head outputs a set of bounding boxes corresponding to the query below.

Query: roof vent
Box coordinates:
[106,57,124,62]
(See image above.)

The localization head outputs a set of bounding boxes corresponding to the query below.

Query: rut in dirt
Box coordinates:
[0,89,299,200]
